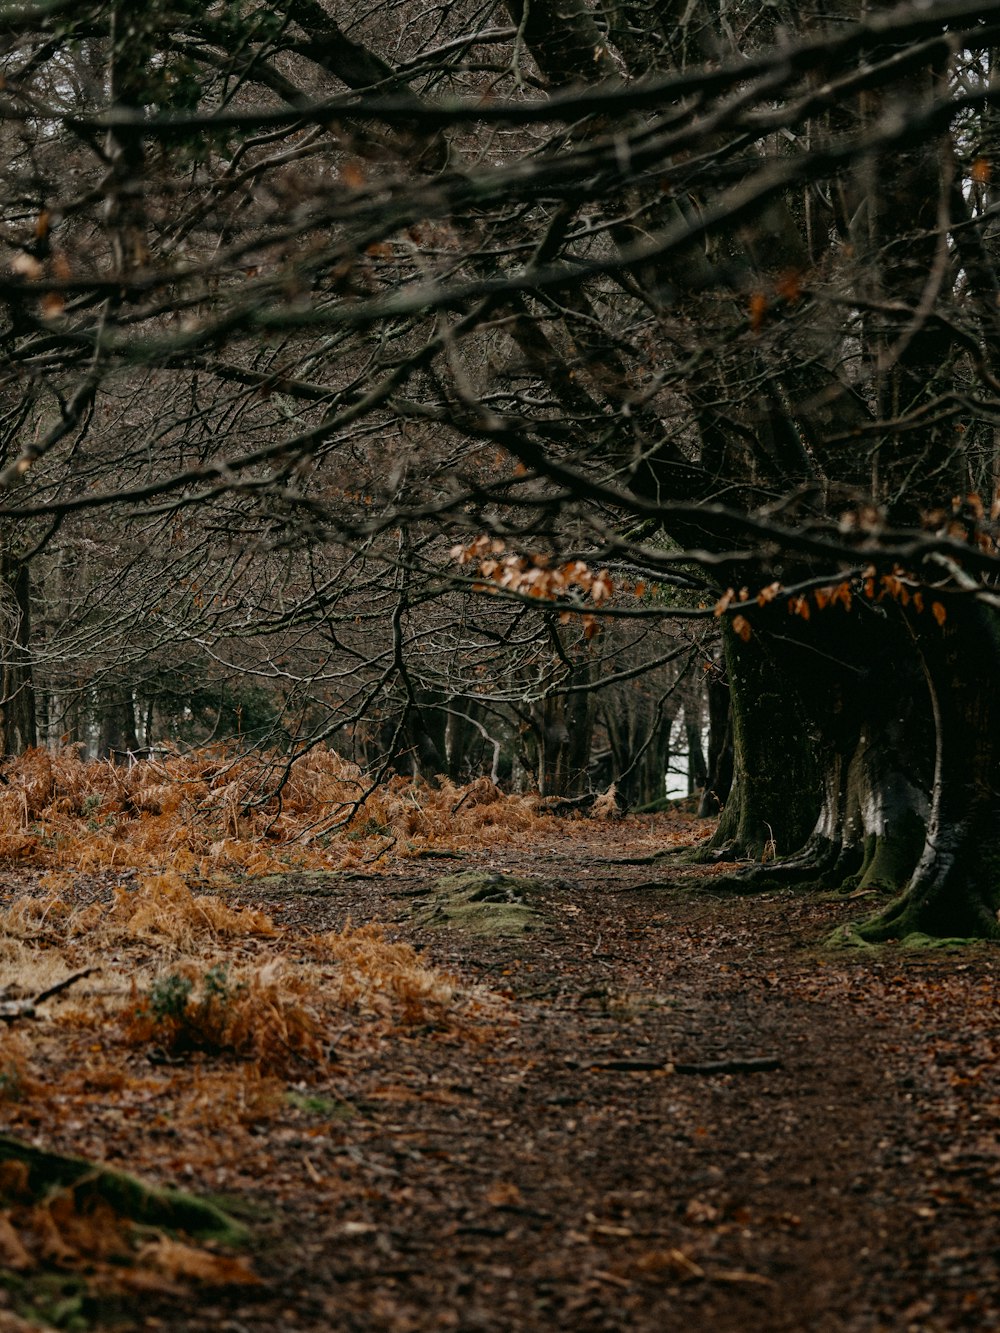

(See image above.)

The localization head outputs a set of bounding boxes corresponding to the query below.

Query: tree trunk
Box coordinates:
[697,656,732,816]
[98,690,140,760]
[707,599,935,895]
[705,621,821,861]
[684,696,708,797]
[0,554,36,755]
[858,602,1000,941]
[527,687,593,798]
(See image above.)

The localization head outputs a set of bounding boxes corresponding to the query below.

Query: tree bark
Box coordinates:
[707,599,934,900]
[704,620,821,862]
[697,657,732,816]
[858,602,1000,941]
[0,554,36,755]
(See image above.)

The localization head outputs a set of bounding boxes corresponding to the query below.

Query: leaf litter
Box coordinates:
[0,758,999,1328]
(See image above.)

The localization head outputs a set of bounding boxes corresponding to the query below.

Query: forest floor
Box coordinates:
[3,805,1000,1331]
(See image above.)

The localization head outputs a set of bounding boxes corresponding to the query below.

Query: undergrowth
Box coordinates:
[0,748,557,1311]
[0,860,495,1309]
[0,747,556,878]
[124,962,326,1074]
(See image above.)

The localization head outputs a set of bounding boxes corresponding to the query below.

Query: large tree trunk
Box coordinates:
[708,601,934,899]
[704,620,821,862]
[858,602,1000,941]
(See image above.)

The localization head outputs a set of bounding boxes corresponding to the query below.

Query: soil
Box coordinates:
[5,811,1000,1331]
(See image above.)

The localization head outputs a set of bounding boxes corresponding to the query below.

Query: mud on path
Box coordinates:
[7,813,1000,1331]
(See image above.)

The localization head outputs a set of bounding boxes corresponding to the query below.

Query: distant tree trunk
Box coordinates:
[527,688,593,797]
[0,554,36,755]
[516,632,596,797]
[97,690,139,760]
[601,679,682,809]
[698,656,732,816]
[684,695,708,797]
[409,717,447,780]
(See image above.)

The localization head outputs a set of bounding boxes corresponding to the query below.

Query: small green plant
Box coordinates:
[147,972,195,1023]
[124,964,323,1075]
[285,1090,356,1120]
[202,964,231,1003]
[0,1063,24,1103]
[137,969,240,1055]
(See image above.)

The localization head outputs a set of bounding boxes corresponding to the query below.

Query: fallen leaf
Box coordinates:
[486,1181,523,1207]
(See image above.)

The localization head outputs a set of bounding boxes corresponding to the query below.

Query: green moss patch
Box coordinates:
[408,870,552,936]
[0,1134,249,1246]
[824,923,988,952]
[253,870,342,895]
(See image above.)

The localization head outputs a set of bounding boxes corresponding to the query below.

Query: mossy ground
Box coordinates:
[406,870,554,935]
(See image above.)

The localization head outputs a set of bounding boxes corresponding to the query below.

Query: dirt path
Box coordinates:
[4,816,999,1331]
[133,823,1000,1333]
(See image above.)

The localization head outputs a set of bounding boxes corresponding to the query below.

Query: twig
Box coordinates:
[0,966,101,1022]
[33,966,101,1005]
[673,1056,783,1075]
[450,789,474,815]
[564,1054,783,1074]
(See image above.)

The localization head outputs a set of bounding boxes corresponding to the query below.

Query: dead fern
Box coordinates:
[0,746,558,877]
[305,922,457,1024]
[98,871,278,947]
[123,961,326,1075]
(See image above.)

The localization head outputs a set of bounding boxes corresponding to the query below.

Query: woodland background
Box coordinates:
[2,3,1000,951]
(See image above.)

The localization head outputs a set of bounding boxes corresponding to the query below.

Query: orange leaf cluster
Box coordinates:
[450,537,613,637]
[715,571,950,635]
[860,568,945,623]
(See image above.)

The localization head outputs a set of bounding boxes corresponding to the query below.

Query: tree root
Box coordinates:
[0,1135,249,1246]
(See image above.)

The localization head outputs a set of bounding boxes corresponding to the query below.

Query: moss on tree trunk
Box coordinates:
[0,1134,249,1245]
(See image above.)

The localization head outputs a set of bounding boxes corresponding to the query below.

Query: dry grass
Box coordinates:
[0,746,556,878]
[0,746,534,1308]
[305,922,458,1022]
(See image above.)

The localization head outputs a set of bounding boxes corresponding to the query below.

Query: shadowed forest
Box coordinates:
[3,0,1000,1327]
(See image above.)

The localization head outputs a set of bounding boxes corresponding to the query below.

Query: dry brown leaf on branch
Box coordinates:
[591,785,620,820]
